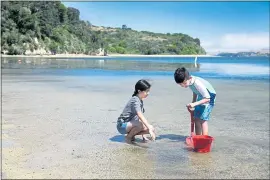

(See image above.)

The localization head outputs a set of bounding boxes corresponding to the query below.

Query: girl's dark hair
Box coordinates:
[132,79,151,97]
[174,67,190,83]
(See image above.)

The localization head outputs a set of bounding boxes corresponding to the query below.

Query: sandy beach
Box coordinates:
[1,53,218,58]
[2,72,269,179]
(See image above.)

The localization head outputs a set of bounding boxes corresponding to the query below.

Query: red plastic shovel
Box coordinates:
[186,108,195,148]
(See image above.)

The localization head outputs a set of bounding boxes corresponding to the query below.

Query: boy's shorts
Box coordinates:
[117,121,128,134]
[194,104,214,121]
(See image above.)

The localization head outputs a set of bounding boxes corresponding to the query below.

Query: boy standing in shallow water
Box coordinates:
[174,67,216,135]
[116,79,156,144]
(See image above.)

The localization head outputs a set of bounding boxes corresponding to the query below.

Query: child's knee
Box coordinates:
[200,120,207,124]
[135,122,144,131]
[142,125,148,131]
[201,121,208,130]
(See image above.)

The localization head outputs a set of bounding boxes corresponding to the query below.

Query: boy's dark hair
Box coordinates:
[132,79,151,97]
[174,67,190,83]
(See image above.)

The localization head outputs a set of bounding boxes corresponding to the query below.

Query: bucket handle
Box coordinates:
[187,107,195,136]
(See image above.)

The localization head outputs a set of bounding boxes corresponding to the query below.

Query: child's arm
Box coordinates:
[192,98,210,106]
[192,92,197,103]
[137,111,153,130]
[131,99,156,140]
[131,99,153,130]
[188,92,198,111]
[187,81,211,108]
[137,112,156,140]
[187,98,210,108]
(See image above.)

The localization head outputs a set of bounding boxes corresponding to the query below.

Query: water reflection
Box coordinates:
[3,57,268,80]
[1,57,200,72]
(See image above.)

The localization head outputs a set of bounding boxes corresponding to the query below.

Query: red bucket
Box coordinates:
[192,135,214,153]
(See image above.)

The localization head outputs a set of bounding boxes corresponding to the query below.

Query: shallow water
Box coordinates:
[2,56,269,81]
[2,56,269,179]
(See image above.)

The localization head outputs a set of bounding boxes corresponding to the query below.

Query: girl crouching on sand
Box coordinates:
[116,79,156,143]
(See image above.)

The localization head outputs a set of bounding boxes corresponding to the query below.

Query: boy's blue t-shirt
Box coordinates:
[189,76,216,105]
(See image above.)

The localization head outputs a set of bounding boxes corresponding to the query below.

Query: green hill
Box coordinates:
[1,1,206,56]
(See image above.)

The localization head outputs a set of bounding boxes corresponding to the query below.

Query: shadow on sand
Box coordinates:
[109,135,126,143]
[110,134,187,143]
[110,134,195,152]
[109,135,150,148]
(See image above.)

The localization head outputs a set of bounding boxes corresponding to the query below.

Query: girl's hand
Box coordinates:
[148,125,156,141]
[148,125,155,132]
[149,129,156,141]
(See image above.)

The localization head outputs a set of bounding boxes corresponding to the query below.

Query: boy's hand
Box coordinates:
[186,103,195,108]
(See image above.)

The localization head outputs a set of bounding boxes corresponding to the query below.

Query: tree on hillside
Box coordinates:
[122,24,127,30]
[1,1,206,55]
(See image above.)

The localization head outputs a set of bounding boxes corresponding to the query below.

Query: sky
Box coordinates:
[62,1,269,53]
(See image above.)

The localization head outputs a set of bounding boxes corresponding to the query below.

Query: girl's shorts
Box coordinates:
[117,121,128,134]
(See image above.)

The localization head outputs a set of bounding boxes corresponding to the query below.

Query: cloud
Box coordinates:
[201,32,269,53]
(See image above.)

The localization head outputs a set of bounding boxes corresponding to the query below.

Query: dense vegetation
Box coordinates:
[1,1,206,55]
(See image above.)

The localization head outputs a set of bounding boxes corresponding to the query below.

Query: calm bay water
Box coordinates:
[2,56,269,81]
[2,56,269,179]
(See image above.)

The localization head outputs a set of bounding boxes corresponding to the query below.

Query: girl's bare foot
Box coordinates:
[125,136,133,144]
[142,135,151,143]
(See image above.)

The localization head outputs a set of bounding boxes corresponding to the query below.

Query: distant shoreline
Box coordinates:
[1,54,219,58]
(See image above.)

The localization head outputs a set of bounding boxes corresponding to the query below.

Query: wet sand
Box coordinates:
[2,74,269,179]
